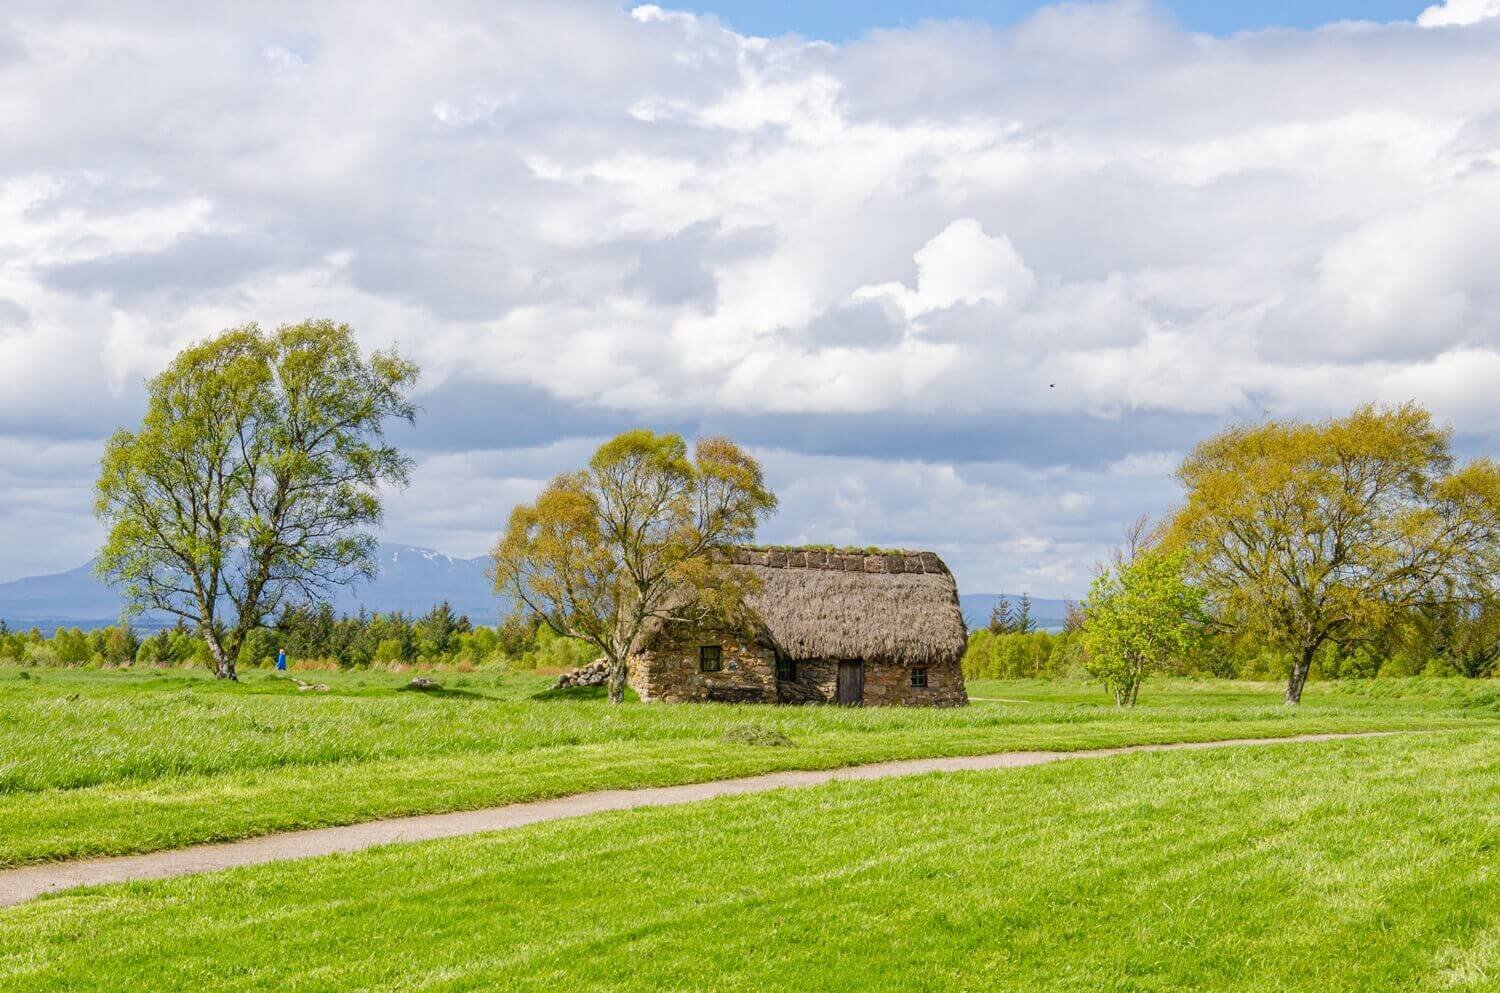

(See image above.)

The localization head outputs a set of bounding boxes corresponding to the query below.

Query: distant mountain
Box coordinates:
[0,561,125,631]
[328,545,502,625]
[0,544,502,633]
[3,550,1076,636]
[958,594,1075,634]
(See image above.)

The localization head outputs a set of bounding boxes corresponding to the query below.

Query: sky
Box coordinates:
[686,1,1430,38]
[2,0,1499,599]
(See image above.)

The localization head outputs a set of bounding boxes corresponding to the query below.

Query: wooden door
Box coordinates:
[837,661,863,706]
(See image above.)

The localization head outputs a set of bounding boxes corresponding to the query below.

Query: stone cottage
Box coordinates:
[626,547,969,707]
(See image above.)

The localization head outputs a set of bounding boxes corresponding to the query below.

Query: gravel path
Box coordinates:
[0,731,1405,908]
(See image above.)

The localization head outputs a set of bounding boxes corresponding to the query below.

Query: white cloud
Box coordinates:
[1107,451,1180,477]
[8,0,1499,426]
[380,440,597,559]
[755,449,1146,596]
[2,0,1499,593]
[1058,491,1094,515]
[1418,0,1500,27]
[855,218,1036,320]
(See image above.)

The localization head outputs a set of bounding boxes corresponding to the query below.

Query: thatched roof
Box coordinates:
[727,547,968,667]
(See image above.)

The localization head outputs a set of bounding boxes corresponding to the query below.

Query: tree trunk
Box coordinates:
[1285,646,1314,705]
[1114,659,1143,708]
[607,653,628,704]
[206,634,237,681]
[1114,675,1140,708]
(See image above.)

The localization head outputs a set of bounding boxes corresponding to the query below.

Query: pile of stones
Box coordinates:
[553,658,610,689]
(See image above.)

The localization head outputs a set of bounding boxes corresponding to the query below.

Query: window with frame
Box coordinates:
[910,666,929,688]
[699,645,723,673]
[776,657,796,682]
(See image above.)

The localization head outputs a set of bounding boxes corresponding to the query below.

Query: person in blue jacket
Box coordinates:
[276,647,288,671]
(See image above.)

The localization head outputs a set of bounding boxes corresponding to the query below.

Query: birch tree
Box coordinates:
[95,320,418,679]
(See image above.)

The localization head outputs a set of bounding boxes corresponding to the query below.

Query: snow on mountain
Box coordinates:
[0,543,503,632]
[2,546,1077,635]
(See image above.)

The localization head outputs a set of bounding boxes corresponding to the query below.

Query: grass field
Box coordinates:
[1,731,1495,991]
[2,666,1497,867]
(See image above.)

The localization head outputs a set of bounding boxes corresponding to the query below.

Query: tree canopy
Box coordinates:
[95,320,418,679]
[492,430,777,703]
[1165,403,1499,703]
[1080,550,1205,706]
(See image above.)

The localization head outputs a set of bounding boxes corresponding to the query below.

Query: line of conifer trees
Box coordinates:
[0,604,598,671]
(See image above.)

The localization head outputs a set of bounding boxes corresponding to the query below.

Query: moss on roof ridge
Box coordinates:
[740,543,919,556]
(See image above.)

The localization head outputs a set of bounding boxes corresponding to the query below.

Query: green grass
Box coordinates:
[1,731,1495,991]
[1,666,1496,867]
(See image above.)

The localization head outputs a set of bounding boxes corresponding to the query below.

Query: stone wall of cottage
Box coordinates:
[776,657,965,707]
[776,658,836,704]
[862,659,967,707]
[631,627,968,707]
[628,623,778,703]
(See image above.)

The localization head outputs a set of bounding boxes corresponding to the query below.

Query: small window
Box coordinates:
[700,645,723,673]
[910,667,928,688]
[776,657,796,682]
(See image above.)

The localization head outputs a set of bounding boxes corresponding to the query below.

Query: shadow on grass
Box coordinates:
[530,684,640,703]
[394,682,487,700]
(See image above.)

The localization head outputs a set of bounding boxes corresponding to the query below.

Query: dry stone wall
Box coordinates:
[553,658,609,689]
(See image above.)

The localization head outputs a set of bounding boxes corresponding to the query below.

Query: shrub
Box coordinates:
[238,628,279,669]
[103,626,140,666]
[1080,551,1206,707]
[51,628,91,665]
[961,630,1064,681]
[373,638,407,664]
[1378,652,1425,678]
[530,626,596,671]
[0,632,24,662]
[22,642,59,666]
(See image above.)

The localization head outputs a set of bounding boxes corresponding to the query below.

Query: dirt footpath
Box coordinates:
[0,730,1407,908]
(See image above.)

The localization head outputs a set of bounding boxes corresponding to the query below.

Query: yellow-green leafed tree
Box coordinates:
[491,430,777,704]
[1080,551,1206,707]
[1166,403,1499,704]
